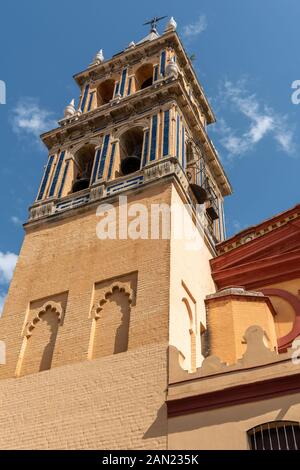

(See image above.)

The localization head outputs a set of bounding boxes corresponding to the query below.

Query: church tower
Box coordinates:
[0,17,231,449]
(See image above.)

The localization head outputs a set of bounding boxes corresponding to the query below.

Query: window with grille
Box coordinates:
[248,421,300,450]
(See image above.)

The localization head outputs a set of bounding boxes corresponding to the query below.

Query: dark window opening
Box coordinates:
[135,64,154,91]
[119,128,144,176]
[97,79,115,106]
[141,77,153,90]
[72,144,96,193]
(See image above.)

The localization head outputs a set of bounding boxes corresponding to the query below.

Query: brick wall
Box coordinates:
[0,182,171,379]
[0,342,168,449]
[0,182,172,448]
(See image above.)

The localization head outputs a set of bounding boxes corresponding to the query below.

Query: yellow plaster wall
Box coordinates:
[169,186,215,371]
[168,393,300,450]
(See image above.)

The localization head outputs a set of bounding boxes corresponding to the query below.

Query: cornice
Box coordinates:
[217,203,300,255]
[210,214,300,290]
[167,372,300,417]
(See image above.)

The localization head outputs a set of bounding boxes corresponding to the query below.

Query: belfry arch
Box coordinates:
[72,144,96,193]
[135,63,154,91]
[118,127,144,175]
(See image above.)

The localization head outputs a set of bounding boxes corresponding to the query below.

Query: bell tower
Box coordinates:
[0,17,231,449]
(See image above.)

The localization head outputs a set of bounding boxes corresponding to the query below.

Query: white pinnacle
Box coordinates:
[93,49,104,64]
[165,16,177,32]
[64,99,76,118]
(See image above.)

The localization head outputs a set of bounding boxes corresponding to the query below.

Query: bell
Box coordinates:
[72,176,90,193]
[190,184,207,204]
[121,155,141,175]
[206,204,219,221]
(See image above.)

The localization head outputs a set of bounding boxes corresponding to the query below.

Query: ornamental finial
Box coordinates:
[92,49,104,66]
[165,17,177,32]
[64,99,76,118]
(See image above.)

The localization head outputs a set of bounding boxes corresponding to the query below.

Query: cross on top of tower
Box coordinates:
[143,16,167,33]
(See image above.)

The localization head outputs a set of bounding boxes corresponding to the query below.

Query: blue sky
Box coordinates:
[0,0,299,307]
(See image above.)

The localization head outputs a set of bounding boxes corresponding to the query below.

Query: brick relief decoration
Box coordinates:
[16,293,68,377]
[88,273,137,360]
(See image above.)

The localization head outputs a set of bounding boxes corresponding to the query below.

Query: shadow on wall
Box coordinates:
[21,307,60,376]
[143,404,168,440]
[167,394,298,434]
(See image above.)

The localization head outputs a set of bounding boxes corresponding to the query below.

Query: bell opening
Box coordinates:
[206,203,219,221]
[119,127,144,176]
[136,63,154,91]
[121,156,141,175]
[190,184,208,204]
[71,144,96,194]
[97,79,115,106]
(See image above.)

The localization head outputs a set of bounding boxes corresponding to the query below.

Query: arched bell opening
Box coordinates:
[135,64,154,91]
[119,127,144,176]
[190,184,208,204]
[72,144,96,193]
[97,79,115,106]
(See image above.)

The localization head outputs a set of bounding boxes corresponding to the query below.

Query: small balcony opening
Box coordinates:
[97,79,115,106]
[135,64,154,91]
[72,144,96,193]
[119,127,144,176]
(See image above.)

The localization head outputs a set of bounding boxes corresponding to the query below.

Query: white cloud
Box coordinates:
[233,220,242,231]
[11,216,22,226]
[0,293,6,315]
[0,252,18,285]
[11,97,56,142]
[214,80,296,158]
[182,15,207,39]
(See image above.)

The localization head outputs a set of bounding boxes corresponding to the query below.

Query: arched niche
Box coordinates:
[17,302,62,377]
[135,64,154,91]
[97,79,115,106]
[90,285,132,359]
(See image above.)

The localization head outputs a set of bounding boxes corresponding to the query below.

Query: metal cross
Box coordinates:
[143,16,167,33]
